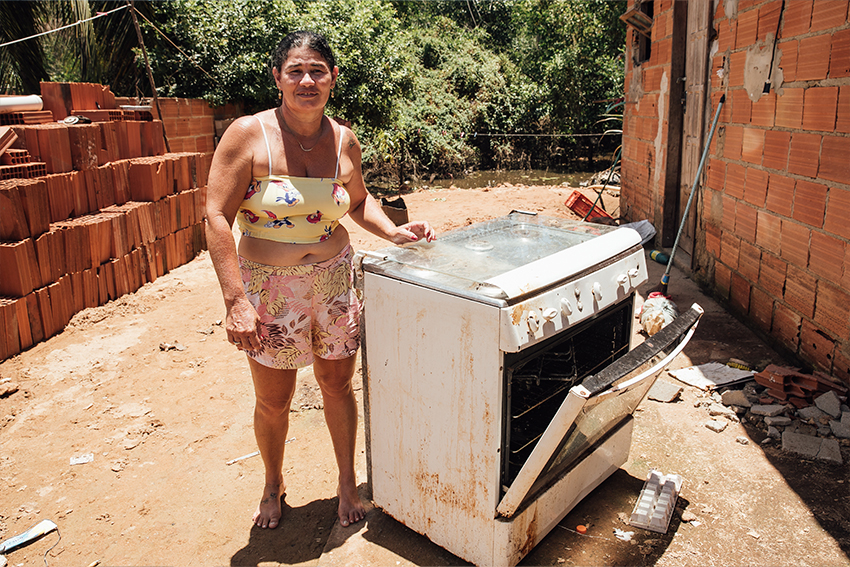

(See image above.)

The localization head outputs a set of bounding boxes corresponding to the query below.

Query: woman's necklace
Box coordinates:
[276,107,322,152]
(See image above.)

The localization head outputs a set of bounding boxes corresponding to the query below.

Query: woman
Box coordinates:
[206,30,435,530]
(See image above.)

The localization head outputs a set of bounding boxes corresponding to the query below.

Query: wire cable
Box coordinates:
[0,5,128,48]
[131,7,215,81]
[43,527,61,567]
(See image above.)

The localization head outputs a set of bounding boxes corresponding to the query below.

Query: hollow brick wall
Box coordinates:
[622,0,850,384]
[0,87,215,361]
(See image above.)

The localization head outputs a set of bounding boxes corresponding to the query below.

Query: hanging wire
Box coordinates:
[131,7,215,81]
[0,5,128,48]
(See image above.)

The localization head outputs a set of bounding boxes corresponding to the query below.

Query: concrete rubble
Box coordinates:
[671,361,849,465]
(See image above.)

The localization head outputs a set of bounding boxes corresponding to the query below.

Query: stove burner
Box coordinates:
[465,239,494,252]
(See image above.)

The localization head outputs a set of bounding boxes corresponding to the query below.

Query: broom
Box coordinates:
[656,94,725,297]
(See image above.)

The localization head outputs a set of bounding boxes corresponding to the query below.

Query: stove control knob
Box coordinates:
[592,282,603,301]
[542,307,559,321]
[617,274,629,286]
[527,311,539,333]
[560,298,572,316]
[628,268,640,279]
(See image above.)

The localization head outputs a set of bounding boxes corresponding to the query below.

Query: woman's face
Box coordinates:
[273,45,338,113]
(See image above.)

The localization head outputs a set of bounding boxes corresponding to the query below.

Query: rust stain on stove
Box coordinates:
[520,509,539,557]
[511,305,524,325]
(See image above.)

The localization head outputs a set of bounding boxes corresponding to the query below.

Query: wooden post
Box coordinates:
[127,1,171,153]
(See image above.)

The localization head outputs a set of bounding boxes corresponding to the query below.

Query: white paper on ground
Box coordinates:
[668,362,753,390]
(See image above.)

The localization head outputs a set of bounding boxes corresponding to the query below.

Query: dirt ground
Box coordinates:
[1,183,848,567]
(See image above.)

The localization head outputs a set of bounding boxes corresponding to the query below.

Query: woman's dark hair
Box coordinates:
[270,30,336,71]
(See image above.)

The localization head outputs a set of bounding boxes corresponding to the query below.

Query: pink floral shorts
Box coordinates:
[238,245,361,369]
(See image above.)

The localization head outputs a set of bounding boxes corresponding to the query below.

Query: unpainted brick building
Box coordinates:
[620,0,850,384]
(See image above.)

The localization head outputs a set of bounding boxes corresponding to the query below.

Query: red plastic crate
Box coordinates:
[564,190,613,220]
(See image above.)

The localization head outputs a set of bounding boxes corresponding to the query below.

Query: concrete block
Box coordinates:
[829,419,850,439]
[782,430,821,459]
[816,439,843,464]
[751,404,786,417]
[815,390,842,418]
[764,416,792,426]
[798,406,828,421]
[721,389,752,407]
[706,420,728,433]
[648,380,683,403]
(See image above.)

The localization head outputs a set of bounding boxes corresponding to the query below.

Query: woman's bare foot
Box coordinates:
[337,482,366,527]
[253,481,284,529]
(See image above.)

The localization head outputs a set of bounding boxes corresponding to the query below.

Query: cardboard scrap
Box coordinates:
[668,362,753,390]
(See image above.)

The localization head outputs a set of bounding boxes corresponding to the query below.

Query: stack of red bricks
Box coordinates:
[754,364,849,408]
[0,82,213,362]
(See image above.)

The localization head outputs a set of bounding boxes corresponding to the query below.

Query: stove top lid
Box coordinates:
[362,212,642,302]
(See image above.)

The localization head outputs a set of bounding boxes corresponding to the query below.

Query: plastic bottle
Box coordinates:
[649,249,670,265]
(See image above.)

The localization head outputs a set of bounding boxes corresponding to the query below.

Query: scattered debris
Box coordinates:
[197,327,216,335]
[669,362,753,390]
[613,528,634,541]
[647,380,683,403]
[159,342,187,352]
[754,364,847,407]
[680,510,698,523]
[736,436,749,445]
[70,453,94,465]
[0,382,19,398]
[226,450,260,465]
[747,529,760,539]
[705,420,728,433]
[630,470,682,534]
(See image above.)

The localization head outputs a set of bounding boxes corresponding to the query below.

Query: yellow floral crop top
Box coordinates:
[236,116,351,244]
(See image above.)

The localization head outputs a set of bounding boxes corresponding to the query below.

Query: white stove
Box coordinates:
[358,212,702,566]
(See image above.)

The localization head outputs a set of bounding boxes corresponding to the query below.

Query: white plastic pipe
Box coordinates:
[0,95,43,112]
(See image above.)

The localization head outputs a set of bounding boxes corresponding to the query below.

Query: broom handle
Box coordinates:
[661,94,725,292]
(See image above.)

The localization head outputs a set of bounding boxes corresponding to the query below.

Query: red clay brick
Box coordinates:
[736,202,759,243]
[722,194,738,232]
[758,0,784,42]
[739,239,762,281]
[837,86,850,133]
[832,349,850,385]
[757,210,782,251]
[750,92,776,128]
[780,220,811,268]
[824,186,850,239]
[819,136,850,184]
[810,0,848,33]
[802,87,839,132]
[762,130,791,171]
[717,19,737,53]
[782,0,813,37]
[741,128,765,165]
[809,231,845,284]
[744,168,768,206]
[728,51,748,88]
[750,286,774,333]
[721,231,742,269]
[787,132,821,178]
[759,252,788,297]
[766,173,795,216]
[778,39,799,82]
[730,272,752,314]
[707,158,726,191]
[775,88,803,129]
[793,179,828,228]
[736,7,759,48]
[797,34,833,81]
[715,261,732,299]
[800,320,835,369]
[724,125,744,161]
[730,89,752,124]
[726,162,747,199]
[773,301,802,350]
[831,29,850,78]
[784,263,816,318]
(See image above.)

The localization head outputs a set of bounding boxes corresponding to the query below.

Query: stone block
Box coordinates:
[764,416,792,426]
[829,419,850,439]
[751,404,786,417]
[815,390,842,418]
[798,406,828,421]
[816,439,843,464]
[721,389,752,407]
[782,431,821,459]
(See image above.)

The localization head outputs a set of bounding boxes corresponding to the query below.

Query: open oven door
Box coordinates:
[496,303,704,518]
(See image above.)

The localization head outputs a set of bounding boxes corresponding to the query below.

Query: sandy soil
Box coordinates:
[1,183,848,567]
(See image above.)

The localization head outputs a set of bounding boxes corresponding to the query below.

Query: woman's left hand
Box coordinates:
[389,221,436,245]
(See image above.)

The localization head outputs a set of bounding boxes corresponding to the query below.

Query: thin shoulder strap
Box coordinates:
[334,124,345,179]
[255,115,273,176]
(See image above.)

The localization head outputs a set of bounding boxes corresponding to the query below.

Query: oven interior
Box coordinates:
[501,298,633,494]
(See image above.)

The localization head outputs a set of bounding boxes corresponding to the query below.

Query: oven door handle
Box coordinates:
[580,303,704,397]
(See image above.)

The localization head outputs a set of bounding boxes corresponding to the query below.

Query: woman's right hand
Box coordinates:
[226,297,263,352]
